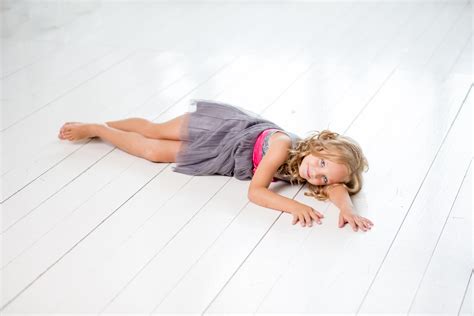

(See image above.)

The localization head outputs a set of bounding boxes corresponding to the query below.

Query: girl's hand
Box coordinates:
[291,206,324,227]
[338,211,374,232]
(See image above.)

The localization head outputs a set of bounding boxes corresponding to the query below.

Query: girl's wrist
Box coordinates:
[340,207,354,214]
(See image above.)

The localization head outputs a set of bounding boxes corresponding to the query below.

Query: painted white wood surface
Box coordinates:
[204,3,467,313]
[1,0,472,314]
[459,270,473,315]
[1,2,240,200]
[409,159,472,314]
[2,1,357,310]
[1,0,337,265]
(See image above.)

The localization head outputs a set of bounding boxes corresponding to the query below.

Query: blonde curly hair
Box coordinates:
[276,129,369,201]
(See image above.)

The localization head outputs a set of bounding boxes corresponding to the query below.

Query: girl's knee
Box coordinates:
[142,139,181,163]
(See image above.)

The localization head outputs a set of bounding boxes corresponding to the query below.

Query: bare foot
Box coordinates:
[58,122,97,141]
[58,122,79,139]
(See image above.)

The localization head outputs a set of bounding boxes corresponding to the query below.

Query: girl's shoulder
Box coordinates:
[268,130,300,149]
[269,131,291,144]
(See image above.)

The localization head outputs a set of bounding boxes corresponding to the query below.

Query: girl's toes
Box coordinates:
[60,122,75,131]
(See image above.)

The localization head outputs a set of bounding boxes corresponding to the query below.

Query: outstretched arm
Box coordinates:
[327,184,374,231]
[326,184,354,213]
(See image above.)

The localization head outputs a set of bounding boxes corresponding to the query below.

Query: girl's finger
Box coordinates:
[355,218,365,230]
[299,214,305,226]
[310,212,322,224]
[342,214,348,226]
[349,219,357,231]
[292,214,297,225]
[363,218,374,226]
[303,213,312,227]
[359,220,367,231]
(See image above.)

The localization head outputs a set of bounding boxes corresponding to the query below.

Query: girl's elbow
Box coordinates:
[248,187,262,202]
[248,189,256,202]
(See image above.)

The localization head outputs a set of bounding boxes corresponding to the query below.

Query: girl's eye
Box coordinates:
[320,160,328,183]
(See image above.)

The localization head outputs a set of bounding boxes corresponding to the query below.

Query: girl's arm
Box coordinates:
[248,136,302,214]
[248,136,324,227]
[327,184,374,232]
[249,186,310,215]
[326,184,354,213]
[248,137,301,212]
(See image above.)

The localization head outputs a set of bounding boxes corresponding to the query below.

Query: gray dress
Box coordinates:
[172,99,301,181]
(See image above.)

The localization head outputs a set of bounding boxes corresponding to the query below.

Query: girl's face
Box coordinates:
[299,152,349,186]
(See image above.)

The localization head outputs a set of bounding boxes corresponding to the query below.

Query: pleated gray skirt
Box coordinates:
[172,99,283,180]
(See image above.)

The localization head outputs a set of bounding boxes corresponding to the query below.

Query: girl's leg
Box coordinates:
[59,123,182,162]
[105,117,152,136]
[104,114,189,141]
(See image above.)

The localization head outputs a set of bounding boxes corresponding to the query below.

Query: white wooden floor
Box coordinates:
[1,0,472,314]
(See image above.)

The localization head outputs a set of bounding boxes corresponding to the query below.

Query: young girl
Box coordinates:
[58,99,373,232]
